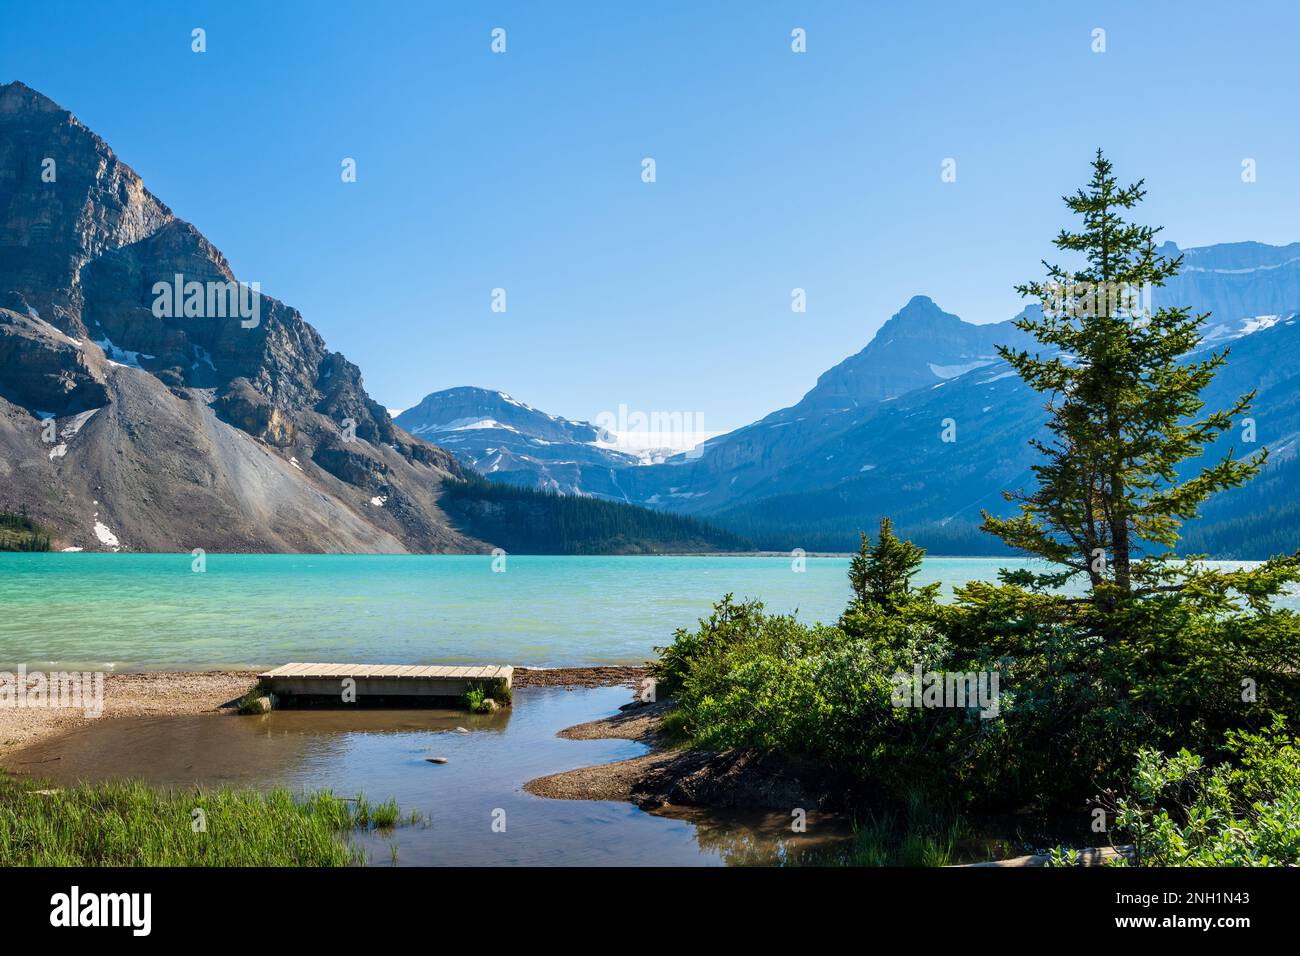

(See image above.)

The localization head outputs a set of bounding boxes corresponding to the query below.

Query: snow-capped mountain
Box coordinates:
[1158,240,1300,326]
[680,241,1300,554]
[412,241,1300,556]
[395,387,644,498]
[603,295,1041,514]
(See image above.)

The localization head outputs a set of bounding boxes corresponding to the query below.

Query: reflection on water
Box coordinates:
[3,686,856,866]
[661,806,857,865]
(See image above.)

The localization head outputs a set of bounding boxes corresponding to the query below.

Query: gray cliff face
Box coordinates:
[0,81,480,553]
[0,301,108,415]
[0,82,174,338]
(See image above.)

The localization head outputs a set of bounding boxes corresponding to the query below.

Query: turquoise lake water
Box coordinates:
[0,553,1266,670]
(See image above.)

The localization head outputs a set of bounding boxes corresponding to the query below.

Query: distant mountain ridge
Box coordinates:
[395,386,644,499]
[679,243,1300,556]
[416,242,1300,558]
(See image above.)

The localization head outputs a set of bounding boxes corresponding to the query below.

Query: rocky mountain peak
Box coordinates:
[0,82,478,553]
[0,80,64,114]
[877,294,958,335]
[794,296,1027,414]
[0,82,174,337]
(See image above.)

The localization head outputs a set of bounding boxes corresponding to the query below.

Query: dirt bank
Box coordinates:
[525,697,857,812]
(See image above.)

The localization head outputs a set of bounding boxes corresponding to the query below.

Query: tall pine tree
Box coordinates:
[983,151,1279,612]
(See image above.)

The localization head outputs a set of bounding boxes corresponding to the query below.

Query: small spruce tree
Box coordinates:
[848,517,940,613]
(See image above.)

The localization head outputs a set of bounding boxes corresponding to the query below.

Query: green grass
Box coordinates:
[0,773,406,866]
[235,681,272,714]
[849,790,969,867]
[464,679,512,712]
[352,795,401,829]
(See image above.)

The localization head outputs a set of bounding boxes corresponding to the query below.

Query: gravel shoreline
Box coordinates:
[513,665,646,689]
[0,666,646,760]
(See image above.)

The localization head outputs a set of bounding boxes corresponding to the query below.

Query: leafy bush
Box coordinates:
[944,576,1300,813]
[463,679,511,712]
[652,592,997,800]
[651,530,1300,822]
[1051,721,1300,866]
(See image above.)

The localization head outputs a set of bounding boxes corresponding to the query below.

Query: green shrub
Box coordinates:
[1050,722,1300,866]
[653,593,988,797]
[650,523,1300,828]
[463,679,510,712]
[946,579,1300,813]
[235,682,272,715]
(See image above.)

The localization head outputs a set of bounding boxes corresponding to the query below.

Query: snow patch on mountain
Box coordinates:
[61,408,98,440]
[92,513,120,550]
[408,417,522,436]
[1200,313,1293,344]
[1182,255,1300,275]
[979,370,1019,385]
[93,335,153,369]
[928,359,996,379]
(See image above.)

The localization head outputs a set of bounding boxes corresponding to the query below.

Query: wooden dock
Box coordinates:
[258,663,513,700]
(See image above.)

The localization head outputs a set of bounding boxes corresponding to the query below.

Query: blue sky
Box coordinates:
[4,1,1299,432]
